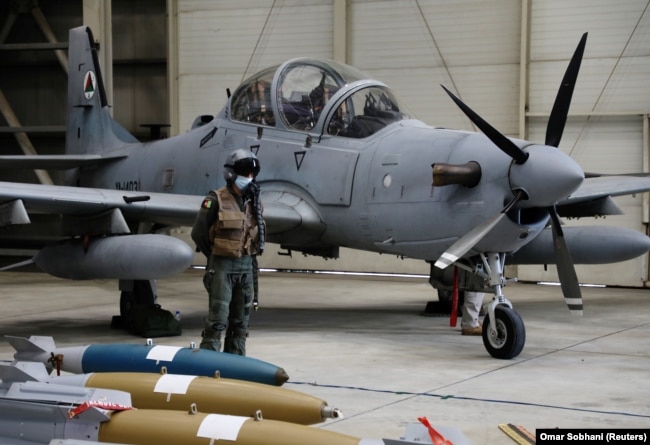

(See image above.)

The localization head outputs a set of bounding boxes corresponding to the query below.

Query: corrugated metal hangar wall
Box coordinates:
[0,1,649,287]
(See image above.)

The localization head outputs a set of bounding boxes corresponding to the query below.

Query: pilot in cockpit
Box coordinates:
[308,72,339,124]
[230,76,275,127]
[327,87,408,139]
[247,79,274,126]
[279,67,340,131]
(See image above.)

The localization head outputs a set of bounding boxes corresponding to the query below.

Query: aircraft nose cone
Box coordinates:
[510,145,584,208]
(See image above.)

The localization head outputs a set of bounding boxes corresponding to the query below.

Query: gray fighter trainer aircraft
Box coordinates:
[2,26,650,359]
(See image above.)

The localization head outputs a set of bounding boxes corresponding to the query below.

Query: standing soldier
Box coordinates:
[191,149,265,355]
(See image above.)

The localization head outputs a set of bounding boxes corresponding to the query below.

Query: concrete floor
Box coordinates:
[1,269,649,444]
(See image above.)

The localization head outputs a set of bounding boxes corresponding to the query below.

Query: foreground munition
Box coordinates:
[54,370,341,425]
[0,380,132,444]
[8,335,288,386]
[0,361,340,425]
[0,379,422,445]
[100,409,368,445]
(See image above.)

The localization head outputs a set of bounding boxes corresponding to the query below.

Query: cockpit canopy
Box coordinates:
[229,58,413,139]
[230,65,277,127]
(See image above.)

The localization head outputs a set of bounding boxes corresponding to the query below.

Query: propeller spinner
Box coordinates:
[436,33,589,315]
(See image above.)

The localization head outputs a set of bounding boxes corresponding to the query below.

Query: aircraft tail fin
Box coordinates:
[5,335,56,354]
[65,26,137,156]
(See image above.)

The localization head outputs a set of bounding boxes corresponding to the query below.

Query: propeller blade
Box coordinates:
[435,213,506,269]
[435,191,525,269]
[548,207,583,315]
[441,85,529,165]
[545,32,588,147]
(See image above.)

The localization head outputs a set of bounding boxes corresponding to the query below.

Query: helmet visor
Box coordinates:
[232,157,260,177]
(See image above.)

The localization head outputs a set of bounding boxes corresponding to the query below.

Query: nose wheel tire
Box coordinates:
[482,305,525,359]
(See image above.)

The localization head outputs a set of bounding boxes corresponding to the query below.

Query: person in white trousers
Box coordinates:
[461,291,484,336]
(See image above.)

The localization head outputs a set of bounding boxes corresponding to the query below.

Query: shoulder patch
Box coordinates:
[201,198,213,209]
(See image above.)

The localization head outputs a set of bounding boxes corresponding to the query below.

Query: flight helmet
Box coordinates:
[223,149,260,183]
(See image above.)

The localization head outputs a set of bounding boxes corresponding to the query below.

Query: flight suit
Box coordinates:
[191,185,262,355]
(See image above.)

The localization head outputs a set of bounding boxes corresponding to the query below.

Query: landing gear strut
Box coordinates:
[111,279,158,332]
[429,254,526,358]
[119,279,157,318]
[481,252,525,359]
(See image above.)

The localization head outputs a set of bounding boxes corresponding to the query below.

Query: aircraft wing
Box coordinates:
[0,154,128,170]
[0,181,202,228]
[0,181,324,279]
[556,175,650,217]
[0,181,323,239]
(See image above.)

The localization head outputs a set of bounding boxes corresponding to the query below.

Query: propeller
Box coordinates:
[441,85,529,165]
[436,33,589,315]
[543,33,587,315]
[545,32,588,148]
[549,206,583,314]
[434,190,524,269]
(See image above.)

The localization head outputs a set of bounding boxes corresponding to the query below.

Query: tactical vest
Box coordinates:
[209,187,262,258]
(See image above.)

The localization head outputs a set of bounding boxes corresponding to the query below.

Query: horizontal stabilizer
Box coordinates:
[5,335,56,353]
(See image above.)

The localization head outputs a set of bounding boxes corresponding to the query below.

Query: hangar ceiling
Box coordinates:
[0,0,649,287]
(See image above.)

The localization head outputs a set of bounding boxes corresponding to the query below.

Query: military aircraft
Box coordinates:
[2,26,650,359]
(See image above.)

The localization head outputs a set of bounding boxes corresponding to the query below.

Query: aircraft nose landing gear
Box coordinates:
[430,252,527,359]
[481,252,525,359]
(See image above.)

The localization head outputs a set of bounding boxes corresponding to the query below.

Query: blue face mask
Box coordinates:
[234,175,253,191]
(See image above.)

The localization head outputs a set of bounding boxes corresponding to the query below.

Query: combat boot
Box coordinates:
[224,327,247,355]
[200,328,223,351]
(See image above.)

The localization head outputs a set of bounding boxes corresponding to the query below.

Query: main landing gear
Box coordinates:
[111,279,158,333]
[119,279,157,318]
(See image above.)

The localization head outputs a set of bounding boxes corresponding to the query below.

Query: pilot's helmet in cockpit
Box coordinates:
[230,66,276,127]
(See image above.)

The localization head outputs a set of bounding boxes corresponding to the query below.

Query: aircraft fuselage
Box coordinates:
[73,113,547,263]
